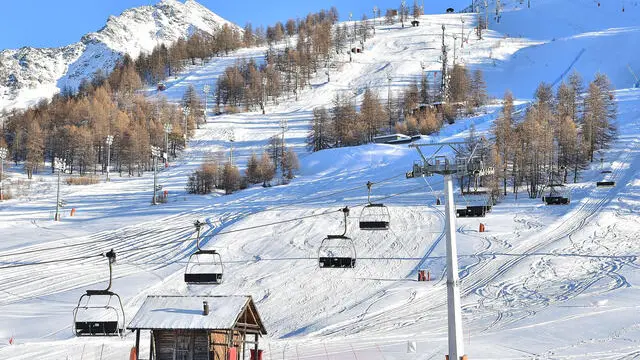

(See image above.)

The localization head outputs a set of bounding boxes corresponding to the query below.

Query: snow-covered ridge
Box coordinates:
[0,0,239,112]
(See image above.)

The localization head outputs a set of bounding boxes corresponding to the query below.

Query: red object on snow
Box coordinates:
[250,349,263,360]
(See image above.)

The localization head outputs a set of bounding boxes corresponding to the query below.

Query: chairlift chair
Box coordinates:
[73,249,125,337]
[319,207,357,268]
[456,188,491,217]
[359,181,390,230]
[597,167,615,187]
[184,220,224,284]
[596,180,615,187]
[543,184,571,205]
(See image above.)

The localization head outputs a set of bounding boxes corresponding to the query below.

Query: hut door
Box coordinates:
[175,333,193,360]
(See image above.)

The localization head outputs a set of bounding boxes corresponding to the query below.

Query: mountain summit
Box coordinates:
[0,0,238,111]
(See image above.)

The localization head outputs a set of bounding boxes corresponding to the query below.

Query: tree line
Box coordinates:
[214,8,349,114]
[2,56,192,179]
[307,65,488,152]
[187,147,299,195]
[0,7,340,180]
[486,71,616,199]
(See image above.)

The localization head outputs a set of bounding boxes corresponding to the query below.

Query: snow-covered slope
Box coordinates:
[0,0,239,112]
[1,0,640,359]
[482,0,640,97]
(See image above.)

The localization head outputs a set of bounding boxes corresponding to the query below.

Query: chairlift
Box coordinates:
[543,184,571,205]
[457,187,491,217]
[319,207,356,268]
[596,181,615,187]
[73,249,125,337]
[184,220,224,284]
[359,181,390,230]
[597,163,615,186]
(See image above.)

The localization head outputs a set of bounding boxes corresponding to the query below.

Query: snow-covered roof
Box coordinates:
[128,295,256,330]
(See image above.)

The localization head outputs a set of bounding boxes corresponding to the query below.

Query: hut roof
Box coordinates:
[128,295,266,334]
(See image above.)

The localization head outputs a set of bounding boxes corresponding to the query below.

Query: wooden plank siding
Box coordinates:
[154,330,210,360]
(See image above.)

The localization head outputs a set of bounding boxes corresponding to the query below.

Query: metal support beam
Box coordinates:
[408,142,479,360]
[135,329,141,360]
[254,333,259,359]
[444,174,465,359]
[150,330,155,360]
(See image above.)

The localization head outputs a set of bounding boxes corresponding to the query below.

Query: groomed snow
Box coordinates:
[1,0,640,359]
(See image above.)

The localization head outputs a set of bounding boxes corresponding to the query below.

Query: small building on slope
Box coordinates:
[128,295,266,360]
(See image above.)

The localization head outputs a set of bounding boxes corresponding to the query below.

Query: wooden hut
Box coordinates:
[128,295,267,360]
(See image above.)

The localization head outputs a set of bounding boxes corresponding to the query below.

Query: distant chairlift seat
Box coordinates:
[359,203,391,230]
[543,196,570,205]
[456,205,487,217]
[543,184,571,205]
[359,181,391,230]
[184,249,224,284]
[318,235,357,269]
[596,181,615,187]
[456,190,492,217]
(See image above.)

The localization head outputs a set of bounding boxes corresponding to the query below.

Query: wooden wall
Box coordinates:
[153,330,210,360]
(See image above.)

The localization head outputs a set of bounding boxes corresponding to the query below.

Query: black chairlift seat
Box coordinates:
[184,249,224,285]
[601,170,613,174]
[319,256,356,268]
[359,203,390,230]
[73,290,125,337]
[543,196,570,205]
[75,321,121,336]
[456,206,487,217]
[596,181,615,187]
[318,235,356,269]
[184,272,223,284]
[85,289,116,296]
[359,221,389,230]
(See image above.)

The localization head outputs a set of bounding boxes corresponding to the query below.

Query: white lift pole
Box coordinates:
[409,141,492,360]
[444,173,465,359]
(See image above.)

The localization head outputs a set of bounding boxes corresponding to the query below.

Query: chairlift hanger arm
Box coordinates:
[409,142,468,164]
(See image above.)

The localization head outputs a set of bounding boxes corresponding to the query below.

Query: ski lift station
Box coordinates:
[128,295,267,360]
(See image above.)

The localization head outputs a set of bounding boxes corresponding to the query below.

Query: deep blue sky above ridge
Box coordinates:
[0,0,472,50]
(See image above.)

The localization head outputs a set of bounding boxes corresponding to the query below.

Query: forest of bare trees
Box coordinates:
[186,146,299,195]
[307,64,488,152]
[2,55,191,180]
[487,71,617,200]
[0,3,617,204]
[0,9,325,182]
[214,8,349,113]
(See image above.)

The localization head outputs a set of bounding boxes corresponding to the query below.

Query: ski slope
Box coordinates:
[1,0,640,359]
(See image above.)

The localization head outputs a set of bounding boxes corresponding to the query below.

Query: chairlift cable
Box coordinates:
[0,173,405,259]
[120,252,640,267]
[0,183,428,269]
[0,225,195,258]
[0,254,104,270]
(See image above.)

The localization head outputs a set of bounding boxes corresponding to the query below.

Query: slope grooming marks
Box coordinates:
[1,1,640,359]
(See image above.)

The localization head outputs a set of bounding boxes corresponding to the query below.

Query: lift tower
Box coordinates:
[408,141,493,360]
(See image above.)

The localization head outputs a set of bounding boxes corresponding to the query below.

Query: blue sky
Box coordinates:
[0,0,471,50]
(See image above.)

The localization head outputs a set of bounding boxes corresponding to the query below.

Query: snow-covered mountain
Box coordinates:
[0,0,239,112]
